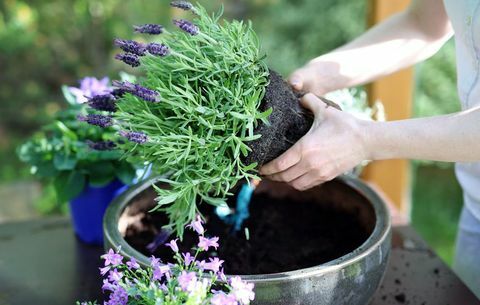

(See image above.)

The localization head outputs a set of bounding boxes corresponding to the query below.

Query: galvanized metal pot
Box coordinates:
[104,176,391,305]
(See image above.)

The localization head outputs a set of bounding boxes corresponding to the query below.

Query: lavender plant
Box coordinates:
[81,2,269,235]
[77,216,255,305]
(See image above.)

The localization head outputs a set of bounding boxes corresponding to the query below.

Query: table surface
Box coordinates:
[0,217,478,305]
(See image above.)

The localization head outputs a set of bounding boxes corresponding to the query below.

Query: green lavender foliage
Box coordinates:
[115,4,270,236]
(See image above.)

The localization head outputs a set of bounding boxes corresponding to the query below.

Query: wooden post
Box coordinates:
[362,0,413,218]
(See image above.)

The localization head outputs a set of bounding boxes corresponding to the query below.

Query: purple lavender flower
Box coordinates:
[198,236,219,251]
[204,257,224,273]
[131,85,160,102]
[170,1,194,11]
[119,130,148,144]
[115,53,141,67]
[211,292,238,305]
[87,140,116,151]
[87,94,117,112]
[134,24,164,35]
[165,239,179,252]
[147,43,170,57]
[111,88,126,98]
[114,39,146,56]
[178,271,197,291]
[230,276,255,304]
[113,80,161,103]
[187,215,205,235]
[101,249,123,266]
[68,76,111,103]
[126,257,140,270]
[173,19,199,35]
[78,114,113,128]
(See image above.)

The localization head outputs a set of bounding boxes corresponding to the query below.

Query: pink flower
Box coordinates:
[211,292,238,305]
[166,239,179,252]
[99,266,110,276]
[108,269,123,283]
[101,249,123,266]
[198,236,219,251]
[126,257,140,270]
[218,268,227,281]
[68,76,111,104]
[196,259,207,270]
[153,264,170,281]
[177,271,197,291]
[150,256,161,268]
[182,252,194,266]
[102,279,116,292]
[204,257,224,273]
[187,215,205,235]
[230,276,255,304]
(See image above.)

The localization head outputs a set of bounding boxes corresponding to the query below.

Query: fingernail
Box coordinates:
[290,77,300,87]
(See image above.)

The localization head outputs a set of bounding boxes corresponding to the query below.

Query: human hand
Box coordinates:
[288,59,344,96]
[259,93,371,191]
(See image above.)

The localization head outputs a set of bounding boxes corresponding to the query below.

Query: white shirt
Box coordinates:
[443,0,480,219]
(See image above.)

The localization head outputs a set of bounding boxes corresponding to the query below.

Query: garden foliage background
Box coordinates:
[0,0,463,264]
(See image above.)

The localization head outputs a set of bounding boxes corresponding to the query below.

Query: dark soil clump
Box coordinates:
[244,70,340,166]
[124,186,370,275]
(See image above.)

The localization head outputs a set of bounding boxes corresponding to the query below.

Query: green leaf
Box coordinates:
[54,121,78,141]
[89,174,115,187]
[61,85,78,105]
[156,193,179,206]
[34,162,58,178]
[83,162,115,187]
[53,152,77,170]
[115,162,136,185]
[53,171,86,202]
[230,112,250,120]
[256,107,273,120]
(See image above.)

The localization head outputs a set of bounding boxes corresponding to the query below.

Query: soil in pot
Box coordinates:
[122,181,372,275]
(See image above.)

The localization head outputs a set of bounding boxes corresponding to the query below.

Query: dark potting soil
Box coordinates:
[244,70,340,166]
[124,189,370,275]
[244,70,313,166]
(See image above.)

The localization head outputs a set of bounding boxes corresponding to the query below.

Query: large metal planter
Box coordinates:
[104,176,391,305]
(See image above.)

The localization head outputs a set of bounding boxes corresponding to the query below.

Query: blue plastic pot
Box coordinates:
[69,179,128,245]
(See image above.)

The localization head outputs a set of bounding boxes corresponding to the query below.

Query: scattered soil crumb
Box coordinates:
[394,293,406,303]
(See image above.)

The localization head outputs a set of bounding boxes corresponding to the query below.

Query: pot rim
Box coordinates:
[104,175,391,283]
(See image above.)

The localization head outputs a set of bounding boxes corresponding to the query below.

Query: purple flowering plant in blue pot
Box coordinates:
[79,1,328,236]
[17,76,138,243]
[78,216,255,305]
[18,75,137,202]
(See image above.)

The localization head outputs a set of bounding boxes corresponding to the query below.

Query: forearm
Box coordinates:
[298,0,453,93]
[365,106,480,162]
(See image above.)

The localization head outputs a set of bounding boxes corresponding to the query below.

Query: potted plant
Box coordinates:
[18,76,137,245]
[75,2,390,304]
[79,1,384,233]
[78,220,255,305]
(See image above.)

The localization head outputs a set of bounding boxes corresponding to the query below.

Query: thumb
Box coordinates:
[300,93,328,121]
[288,71,304,91]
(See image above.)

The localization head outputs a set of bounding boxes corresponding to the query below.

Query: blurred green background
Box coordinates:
[0,0,462,264]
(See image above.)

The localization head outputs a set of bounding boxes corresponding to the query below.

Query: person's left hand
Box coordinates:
[259,93,372,191]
